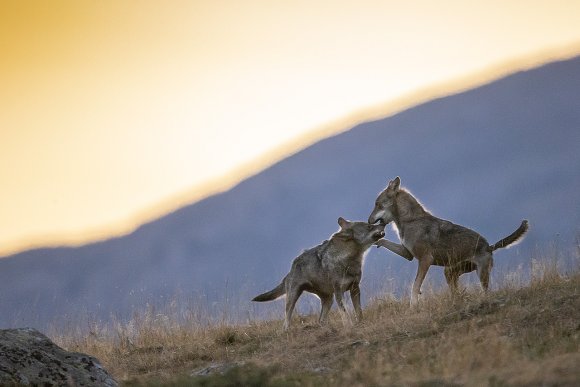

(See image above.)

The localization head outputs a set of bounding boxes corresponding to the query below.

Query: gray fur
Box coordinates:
[369,177,528,305]
[252,217,385,330]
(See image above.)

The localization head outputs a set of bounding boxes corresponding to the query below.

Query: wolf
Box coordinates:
[368,177,528,305]
[252,217,386,330]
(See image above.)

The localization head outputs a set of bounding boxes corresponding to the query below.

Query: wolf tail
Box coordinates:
[488,220,529,252]
[252,276,286,302]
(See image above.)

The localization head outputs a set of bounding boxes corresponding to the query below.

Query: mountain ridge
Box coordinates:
[5,49,578,258]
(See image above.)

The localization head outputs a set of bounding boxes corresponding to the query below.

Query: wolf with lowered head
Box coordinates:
[368,177,528,305]
[252,217,385,330]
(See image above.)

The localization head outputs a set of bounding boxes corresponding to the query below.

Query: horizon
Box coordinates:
[2,1,580,256]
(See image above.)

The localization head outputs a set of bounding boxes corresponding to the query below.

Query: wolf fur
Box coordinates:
[368,177,528,305]
[252,217,386,330]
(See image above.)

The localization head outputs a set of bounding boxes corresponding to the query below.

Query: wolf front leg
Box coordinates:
[349,283,363,322]
[411,254,433,306]
[375,239,414,261]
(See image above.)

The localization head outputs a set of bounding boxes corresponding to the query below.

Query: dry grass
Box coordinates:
[54,255,580,386]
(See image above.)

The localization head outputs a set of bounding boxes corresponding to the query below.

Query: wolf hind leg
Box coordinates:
[284,286,303,330]
[334,290,352,326]
[446,261,477,295]
[475,253,493,292]
[444,266,460,293]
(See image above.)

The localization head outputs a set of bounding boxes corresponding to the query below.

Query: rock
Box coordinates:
[0,328,117,386]
[191,361,245,376]
[349,339,370,348]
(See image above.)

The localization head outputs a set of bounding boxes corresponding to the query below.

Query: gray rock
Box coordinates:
[0,328,117,386]
[350,339,370,348]
[191,361,245,376]
[312,366,333,374]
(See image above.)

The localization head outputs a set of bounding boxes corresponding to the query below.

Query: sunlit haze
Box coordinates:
[1,0,579,255]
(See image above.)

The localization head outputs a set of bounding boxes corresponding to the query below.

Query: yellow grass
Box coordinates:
[53,253,580,386]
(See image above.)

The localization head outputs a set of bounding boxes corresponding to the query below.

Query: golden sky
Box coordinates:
[1,0,580,255]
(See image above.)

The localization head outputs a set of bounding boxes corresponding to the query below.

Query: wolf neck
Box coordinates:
[393,189,428,228]
[328,235,366,258]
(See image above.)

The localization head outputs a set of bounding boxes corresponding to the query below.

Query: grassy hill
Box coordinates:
[55,256,580,386]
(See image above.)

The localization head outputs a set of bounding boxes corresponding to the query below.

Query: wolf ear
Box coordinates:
[388,176,401,191]
[338,217,351,229]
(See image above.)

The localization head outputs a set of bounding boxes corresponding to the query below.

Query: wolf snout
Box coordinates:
[368,217,385,225]
[374,231,385,239]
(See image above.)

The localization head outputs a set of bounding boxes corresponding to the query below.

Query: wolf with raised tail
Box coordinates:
[252,217,385,330]
[368,177,528,305]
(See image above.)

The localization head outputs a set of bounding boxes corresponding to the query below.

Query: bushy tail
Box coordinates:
[252,277,286,302]
[488,220,529,252]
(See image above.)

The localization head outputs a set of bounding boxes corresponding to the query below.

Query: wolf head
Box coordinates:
[368,176,401,225]
[337,217,385,247]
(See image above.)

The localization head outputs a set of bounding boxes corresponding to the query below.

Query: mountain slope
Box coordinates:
[1,56,579,328]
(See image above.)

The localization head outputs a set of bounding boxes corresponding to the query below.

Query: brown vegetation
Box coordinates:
[55,258,580,386]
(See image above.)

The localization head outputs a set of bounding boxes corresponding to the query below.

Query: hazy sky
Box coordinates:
[1,0,579,255]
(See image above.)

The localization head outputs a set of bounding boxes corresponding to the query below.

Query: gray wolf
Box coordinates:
[368,177,528,305]
[252,217,386,329]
